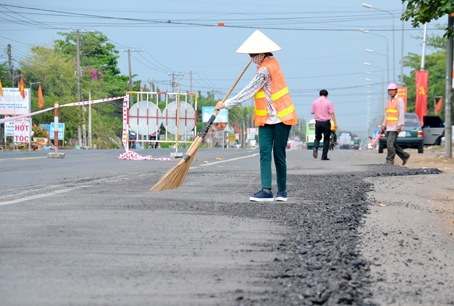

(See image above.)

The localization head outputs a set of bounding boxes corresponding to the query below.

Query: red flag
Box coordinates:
[397,87,408,112]
[19,76,25,99]
[415,70,428,125]
[0,79,3,97]
[38,84,44,108]
[371,132,383,147]
[435,97,443,114]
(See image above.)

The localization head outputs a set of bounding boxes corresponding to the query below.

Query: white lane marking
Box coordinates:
[191,153,259,169]
[0,156,48,162]
[0,186,88,206]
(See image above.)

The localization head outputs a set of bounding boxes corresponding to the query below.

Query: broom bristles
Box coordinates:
[150,141,200,192]
[150,60,253,192]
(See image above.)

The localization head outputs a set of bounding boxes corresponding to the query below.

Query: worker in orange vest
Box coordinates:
[381,83,410,165]
[215,30,298,202]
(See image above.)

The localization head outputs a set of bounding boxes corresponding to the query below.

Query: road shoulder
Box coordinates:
[360,171,454,305]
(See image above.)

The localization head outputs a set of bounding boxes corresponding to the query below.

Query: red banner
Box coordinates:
[415,70,428,125]
[398,87,408,112]
[435,97,443,114]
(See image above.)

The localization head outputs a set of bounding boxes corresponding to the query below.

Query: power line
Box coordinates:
[0,4,437,32]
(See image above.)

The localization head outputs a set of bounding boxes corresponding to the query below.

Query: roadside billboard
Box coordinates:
[202,106,228,123]
[0,88,30,115]
[13,118,31,143]
[49,123,65,140]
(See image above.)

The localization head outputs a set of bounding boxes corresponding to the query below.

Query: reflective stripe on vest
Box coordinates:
[254,86,289,100]
[255,106,267,117]
[278,104,295,118]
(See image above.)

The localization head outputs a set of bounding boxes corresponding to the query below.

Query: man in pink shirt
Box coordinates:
[310,89,338,160]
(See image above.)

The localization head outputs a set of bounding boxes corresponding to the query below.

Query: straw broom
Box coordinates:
[151,59,252,192]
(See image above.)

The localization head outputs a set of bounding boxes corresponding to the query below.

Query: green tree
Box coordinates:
[0,62,12,87]
[21,45,80,125]
[19,30,130,149]
[402,0,454,37]
[55,31,121,77]
[403,52,446,116]
[54,30,129,121]
[401,29,449,119]
[54,31,129,148]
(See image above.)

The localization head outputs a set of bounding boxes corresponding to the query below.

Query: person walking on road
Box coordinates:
[381,83,410,165]
[215,30,298,202]
[310,89,338,160]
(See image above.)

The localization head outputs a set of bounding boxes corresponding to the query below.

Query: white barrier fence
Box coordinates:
[122,91,198,151]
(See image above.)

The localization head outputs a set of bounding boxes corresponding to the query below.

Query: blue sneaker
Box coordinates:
[249,189,274,202]
[276,190,288,202]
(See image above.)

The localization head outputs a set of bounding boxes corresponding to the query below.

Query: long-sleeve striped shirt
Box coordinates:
[223,58,281,124]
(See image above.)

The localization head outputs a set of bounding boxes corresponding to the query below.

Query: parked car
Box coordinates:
[422,115,445,146]
[378,112,424,154]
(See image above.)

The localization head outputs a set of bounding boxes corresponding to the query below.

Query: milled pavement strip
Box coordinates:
[191,153,259,168]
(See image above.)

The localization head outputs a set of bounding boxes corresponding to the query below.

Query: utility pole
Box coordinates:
[88,89,92,149]
[167,72,184,93]
[127,49,132,91]
[76,30,83,147]
[400,2,405,86]
[170,73,175,92]
[123,49,144,91]
[7,44,13,85]
[445,14,453,158]
[138,80,141,100]
[148,77,154,92]
[186,71,201,104]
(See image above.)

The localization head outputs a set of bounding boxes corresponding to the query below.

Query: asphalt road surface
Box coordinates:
[0,147,453,305]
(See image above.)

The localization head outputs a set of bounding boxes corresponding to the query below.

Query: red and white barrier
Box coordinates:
[0,96,126,124]
[117,150,170,161]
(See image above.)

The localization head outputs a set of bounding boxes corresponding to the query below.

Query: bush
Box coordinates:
[32,125,48,138]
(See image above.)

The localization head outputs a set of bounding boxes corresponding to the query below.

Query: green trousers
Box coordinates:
[386,131,410,163]
[258,123,292,192]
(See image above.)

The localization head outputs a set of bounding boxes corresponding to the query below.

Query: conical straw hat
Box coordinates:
[236,30,281,54]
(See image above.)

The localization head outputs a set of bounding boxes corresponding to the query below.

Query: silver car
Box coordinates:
[423,115,445,146]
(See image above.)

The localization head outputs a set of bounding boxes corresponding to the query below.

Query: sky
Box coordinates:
[0,0,445,137]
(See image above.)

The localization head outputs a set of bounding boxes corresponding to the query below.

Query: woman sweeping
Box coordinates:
[215,30,298,202]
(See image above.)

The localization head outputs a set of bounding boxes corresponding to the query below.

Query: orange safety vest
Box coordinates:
[385,95,399,126]
[253,58,298,126]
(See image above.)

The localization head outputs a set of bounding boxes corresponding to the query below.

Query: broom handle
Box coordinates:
[199,59,253,138]
[217,58,253,112]
[370,131,383,147]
